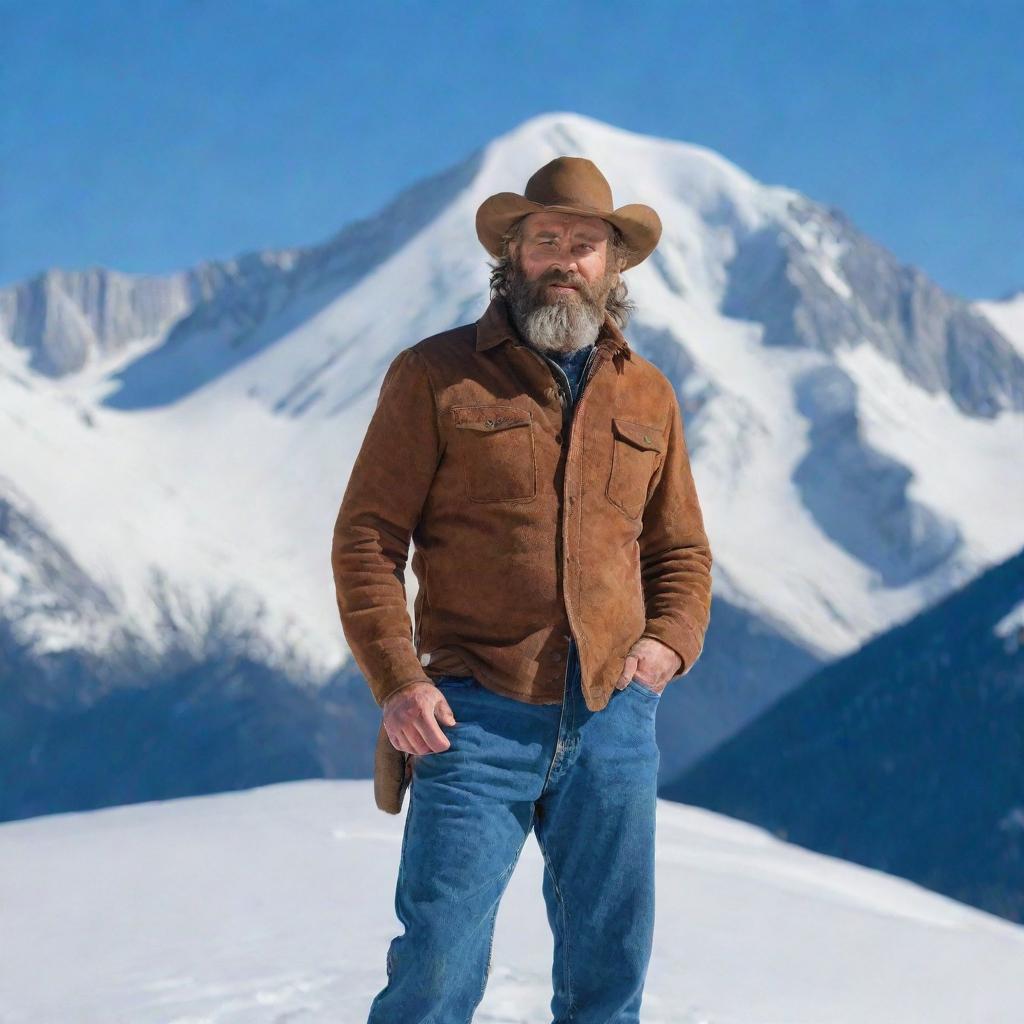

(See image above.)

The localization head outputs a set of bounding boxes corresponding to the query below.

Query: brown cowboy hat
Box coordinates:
[476,156,662,271]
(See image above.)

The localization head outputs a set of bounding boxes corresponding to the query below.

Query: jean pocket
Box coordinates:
[628,675,662,699]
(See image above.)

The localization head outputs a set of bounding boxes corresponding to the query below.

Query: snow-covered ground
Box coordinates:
[976,290,1024,358]
[2,780,1022,1024]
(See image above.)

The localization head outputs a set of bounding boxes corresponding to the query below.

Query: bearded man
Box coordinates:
[332,156,714,1023]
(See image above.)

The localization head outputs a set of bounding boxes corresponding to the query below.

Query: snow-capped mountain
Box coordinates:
[2,779,1023,1024]
[2,111,1022,805]
[0,264,206,377]
[665,544,1024,924]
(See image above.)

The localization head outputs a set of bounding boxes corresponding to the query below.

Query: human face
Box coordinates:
[504,212,621,355]
[518,210,611,293]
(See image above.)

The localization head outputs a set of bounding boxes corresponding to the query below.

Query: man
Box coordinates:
[332,156,713,1022]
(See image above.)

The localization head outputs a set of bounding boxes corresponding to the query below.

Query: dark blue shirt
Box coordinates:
[543,343,596,410]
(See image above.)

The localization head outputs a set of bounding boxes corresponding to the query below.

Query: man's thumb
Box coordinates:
[438,701,457,725]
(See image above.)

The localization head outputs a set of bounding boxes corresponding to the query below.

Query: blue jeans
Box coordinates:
[366,638,662,1023]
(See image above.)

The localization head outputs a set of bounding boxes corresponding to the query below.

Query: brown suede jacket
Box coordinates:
[331,296,713,813]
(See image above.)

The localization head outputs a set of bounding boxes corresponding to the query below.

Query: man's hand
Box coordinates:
[614,636,682,695]
[382,681,457,760]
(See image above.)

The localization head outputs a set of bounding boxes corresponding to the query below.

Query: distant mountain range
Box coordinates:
[2,110,1022,822]
[663,544,1024,923]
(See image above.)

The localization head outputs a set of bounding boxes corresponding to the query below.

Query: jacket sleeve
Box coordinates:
[331,346,440,707]
[638,389,713,680]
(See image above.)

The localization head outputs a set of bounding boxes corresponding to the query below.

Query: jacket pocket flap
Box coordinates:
[612,417,664,452]
[453,405,532,432]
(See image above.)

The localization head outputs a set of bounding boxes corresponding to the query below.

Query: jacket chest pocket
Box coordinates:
[451,404,537,503]
[606,417,664,518]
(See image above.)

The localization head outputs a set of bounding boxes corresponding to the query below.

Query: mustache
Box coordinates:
[540,272,586,290]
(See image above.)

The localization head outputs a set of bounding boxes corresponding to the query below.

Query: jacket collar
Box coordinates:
[475,295,632,362]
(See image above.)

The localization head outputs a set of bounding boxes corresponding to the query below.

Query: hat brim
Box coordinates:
[476,193,662,271]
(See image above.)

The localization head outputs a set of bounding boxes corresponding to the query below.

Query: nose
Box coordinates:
[550,263,581,281]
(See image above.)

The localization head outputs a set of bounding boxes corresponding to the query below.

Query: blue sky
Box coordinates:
[2,0,1021,300]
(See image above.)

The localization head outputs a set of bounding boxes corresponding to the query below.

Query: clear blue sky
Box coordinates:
[2,0,1021,300]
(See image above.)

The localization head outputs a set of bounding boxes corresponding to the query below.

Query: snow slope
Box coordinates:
[976,288,1024,357]
[1,780,1022,1024]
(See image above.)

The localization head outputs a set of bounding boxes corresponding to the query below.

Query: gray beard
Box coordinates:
[512,299,603,356]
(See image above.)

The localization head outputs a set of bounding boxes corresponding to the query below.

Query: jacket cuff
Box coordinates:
[364,636,434,707]
[640,616,704,680]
